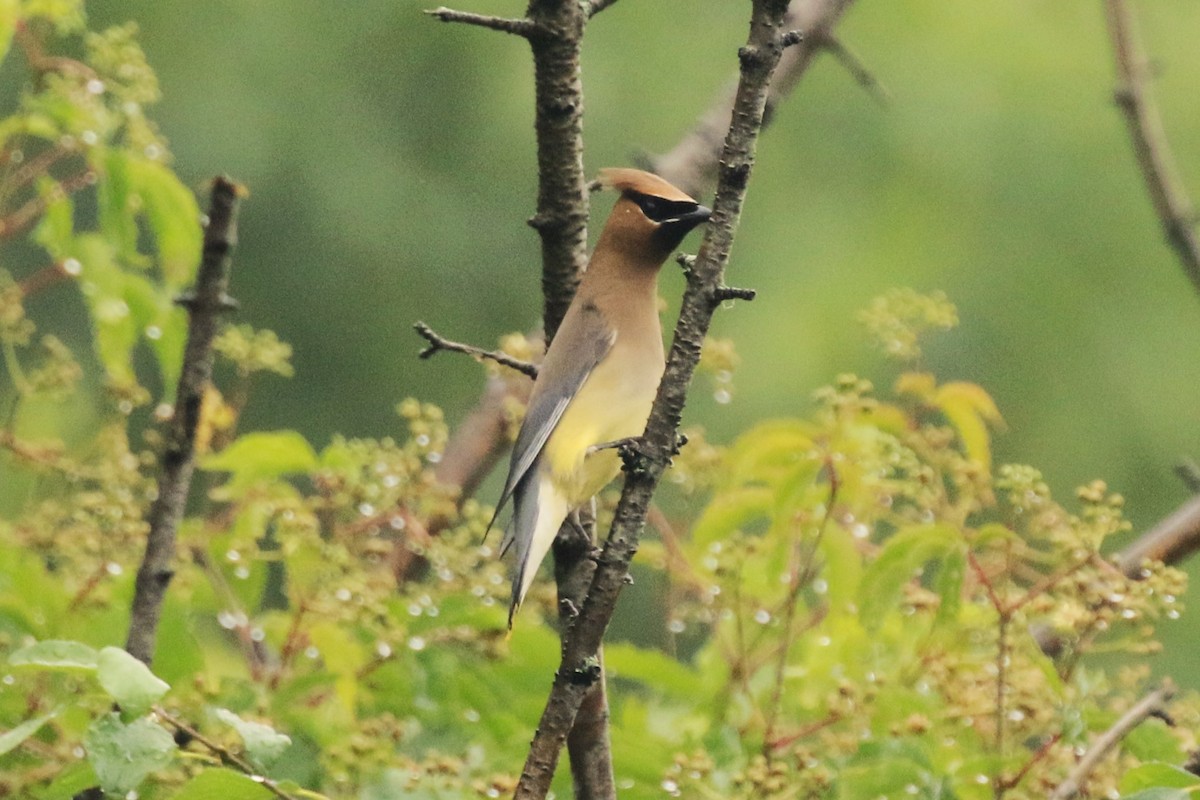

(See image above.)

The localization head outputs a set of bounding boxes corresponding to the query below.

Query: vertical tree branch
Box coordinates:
[513,2,798,796]
[525,0,590,340]
[519,2,615,795]
[1104,0,1200,295]
[125,176,242,664]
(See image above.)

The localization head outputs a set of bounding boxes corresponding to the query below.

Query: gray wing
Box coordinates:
[488,302,615,542]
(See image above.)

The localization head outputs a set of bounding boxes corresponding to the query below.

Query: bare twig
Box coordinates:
[1104,0,1200,295]
[820,34,891,107]
[1049,680,1176,800]
[425,7,537,38]
[153,707,315,800]
[1174,458,1200,494]
[0,169,96,241]
[125,177,242,665]
[413,321,538,379]
[653,0,858,197]
[512,2,796,795]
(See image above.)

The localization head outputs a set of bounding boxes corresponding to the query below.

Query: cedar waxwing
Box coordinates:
[491,168,711,625]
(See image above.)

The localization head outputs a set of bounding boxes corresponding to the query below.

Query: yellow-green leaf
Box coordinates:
[935,381,1003,470]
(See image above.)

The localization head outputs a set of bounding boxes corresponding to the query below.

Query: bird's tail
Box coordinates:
[505,467,570,627]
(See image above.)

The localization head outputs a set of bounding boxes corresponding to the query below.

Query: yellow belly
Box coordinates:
[541,354,658,505]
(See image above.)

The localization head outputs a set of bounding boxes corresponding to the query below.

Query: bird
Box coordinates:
[490,167,711,626]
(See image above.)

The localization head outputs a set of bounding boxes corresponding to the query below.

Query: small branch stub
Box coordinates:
[712,285,757,306]
[425,7,536,38]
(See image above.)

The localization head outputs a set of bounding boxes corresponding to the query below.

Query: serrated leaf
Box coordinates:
[202,431,318,491]
[96,148,142,265]
[8,639,98,671]
[85,712,177,795]
[209,708,292,771]
[1120,762,1200,794]
[858,524,963,629]
[96,646,170,717]
[0,709,58,756]
[128,157,202,288]
[169,769,274,800]
[935,381,1003,470]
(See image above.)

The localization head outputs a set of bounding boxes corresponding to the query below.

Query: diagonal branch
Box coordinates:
[413,321,539,378]
[513,2,800,796]
[1104,0,1200,295]
[125,177,242,665]
[1049,680,1176,800]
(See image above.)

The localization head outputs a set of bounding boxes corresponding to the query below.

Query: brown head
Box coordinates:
[591,168,711,270]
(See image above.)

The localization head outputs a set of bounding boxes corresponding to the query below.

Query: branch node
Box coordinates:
[781,29,804,48]
[174,291,239,312]
[566,656,603,687]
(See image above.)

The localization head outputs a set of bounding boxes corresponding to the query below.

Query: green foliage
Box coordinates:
[1,9,1197,800]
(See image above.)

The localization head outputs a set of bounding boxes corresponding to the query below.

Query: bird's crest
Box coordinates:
[597,167,696,203]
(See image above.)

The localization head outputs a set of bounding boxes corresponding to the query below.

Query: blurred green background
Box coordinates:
[75,2,1198,672]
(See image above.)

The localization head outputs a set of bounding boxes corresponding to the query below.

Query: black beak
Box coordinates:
[655,205,712,250]
[669,205,712,231]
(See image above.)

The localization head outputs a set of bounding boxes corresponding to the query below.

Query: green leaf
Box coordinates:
[606,643,701,699]
[818,522,864,609]
[858,524,963,629]
[96,646,170,717]
[128,157,203,288]
[838,755,927,800]
[0,709,58,756]
[32,175,76,258]
[934,547,966,626]
[210,708,292,771]
[0,0,17,66]
[203,431,319,490]
[169,769,274,800]
[96,148,143,266]
[1120,762,1200,794]
[1120,790,1197,800]
[85,712,177,795]
[8,639,98,671]
[1125,720,1187,765]
[690,486,772,548]
[72,233,140,389]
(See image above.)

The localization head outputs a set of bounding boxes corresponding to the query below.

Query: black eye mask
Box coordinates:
[629,191,701,223]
